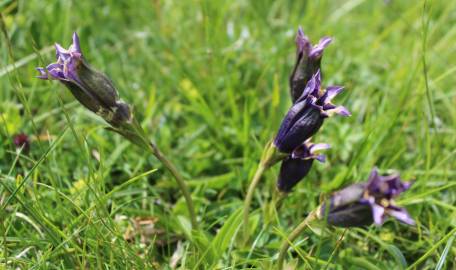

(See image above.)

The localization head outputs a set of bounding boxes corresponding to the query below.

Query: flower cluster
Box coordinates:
[273,28,414,227]
[275,28,415,269]
[273,29,349,192]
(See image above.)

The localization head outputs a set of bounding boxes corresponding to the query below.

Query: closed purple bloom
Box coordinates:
[36,33,131,127]
[277,140,329,192]
[319,167,415,227]
[290,27,332,102]
[274,71,350,153]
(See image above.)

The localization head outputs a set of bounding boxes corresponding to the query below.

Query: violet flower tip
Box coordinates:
[72,32,81,52]
[316,154,326,163]
[320,36,333,46]
[55,43,64,51]
[35,67,48,79]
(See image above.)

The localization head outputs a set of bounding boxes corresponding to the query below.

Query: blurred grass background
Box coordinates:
[1,0,455,269]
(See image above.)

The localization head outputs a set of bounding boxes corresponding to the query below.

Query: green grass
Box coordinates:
[1,0,455,269]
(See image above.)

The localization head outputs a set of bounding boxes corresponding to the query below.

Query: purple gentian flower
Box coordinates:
[36,33,130,127]
[274,71,350,154]
[319,167,415,227]
[289,27,332,102]
[277,140,329,192]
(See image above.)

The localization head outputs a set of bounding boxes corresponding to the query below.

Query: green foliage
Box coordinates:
[1,0,455,269]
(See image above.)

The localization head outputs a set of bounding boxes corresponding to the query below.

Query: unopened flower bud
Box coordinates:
[290,27,332,103]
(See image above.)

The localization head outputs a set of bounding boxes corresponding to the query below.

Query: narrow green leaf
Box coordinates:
[385,244,407,269]
[435,233,456,270]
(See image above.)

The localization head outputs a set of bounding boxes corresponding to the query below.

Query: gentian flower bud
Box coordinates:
[318,167,415,227]
[36,33,131,127]
[274,71,350,154]
[290,27,332,102]
[277,140,329,192]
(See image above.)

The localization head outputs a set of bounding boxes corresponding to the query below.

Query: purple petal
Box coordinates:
[297,75,316,102]
[292,141,329,162]
[309,143,331,154]
[296,71,321,102]
[367,167,380,185]
[331,183,366,209]
[324,105,351,117]
[322,85,344,103]
[291,143,311,159]
[387,207,415,226]
[72,32,82,53]
[333,106,351,116]
[63,55,82,81]
[371,203,385,225]
[55,43,70,60]
[315,154,326,163]
[46,63,65,80]
[46,63,62,70]
[402,181,413,191]
[309,36,332,58]
[295,27,312,55]
[312,70,322,96]
[35,67,48,79]
[322,103,336,110]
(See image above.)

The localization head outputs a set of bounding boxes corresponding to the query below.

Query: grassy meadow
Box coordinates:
[1,0,455,269]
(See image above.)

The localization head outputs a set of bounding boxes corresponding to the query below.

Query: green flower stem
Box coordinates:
[276,210,318,270]
[243,161,267,240]
[112,118,199,230]
[272,188,288,211]
[148,142,198,230]
[243,140,285,241]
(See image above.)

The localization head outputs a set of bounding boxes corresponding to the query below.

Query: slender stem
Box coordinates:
[117,119,199,230]
[242,140,285,242]
[272,189,288,211]
[148,143,198,230]
[277,210,317,270]
[243,162,267,240]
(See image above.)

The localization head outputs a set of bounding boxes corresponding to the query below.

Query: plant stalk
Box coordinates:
[243,140,284,241]
[113,119,199,230]
[148,143,198,230]
[276,210,317,270]
[243,162,267,240]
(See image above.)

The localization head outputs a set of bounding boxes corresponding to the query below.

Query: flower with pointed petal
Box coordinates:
[274,71,350,154]
[36,32,131,127]
[277,140,330,192]
[318,167,415,227]
[289,27,332,102]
